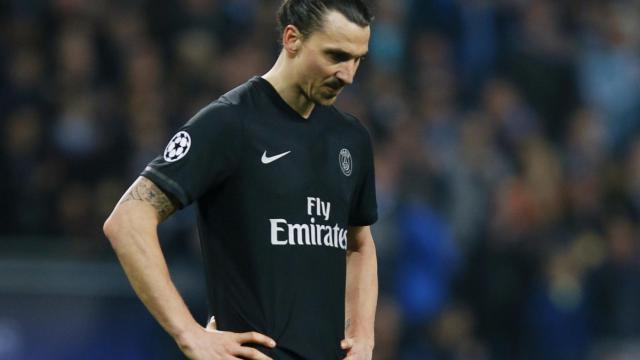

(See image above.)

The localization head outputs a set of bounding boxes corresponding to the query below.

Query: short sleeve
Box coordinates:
[141,101,242,208]
[348,130,378,226]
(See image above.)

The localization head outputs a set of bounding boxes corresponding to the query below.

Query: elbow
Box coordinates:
[103,214,118,245]
[103,208,128,247]
[103,203,157,248]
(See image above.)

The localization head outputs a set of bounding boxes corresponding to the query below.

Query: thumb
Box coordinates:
[206,316,218,331]
[341,338,353,349]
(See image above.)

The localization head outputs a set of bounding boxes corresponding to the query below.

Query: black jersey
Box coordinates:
[141,76,377,359]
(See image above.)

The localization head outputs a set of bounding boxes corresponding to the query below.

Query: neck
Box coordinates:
[262,52,315,119]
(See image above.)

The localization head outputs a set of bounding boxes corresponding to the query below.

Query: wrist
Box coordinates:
[172,321,203,348]
[349,336,374,352]
[347,329,375,348]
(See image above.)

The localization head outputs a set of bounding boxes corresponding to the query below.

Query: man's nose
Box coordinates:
[335,60,357,85]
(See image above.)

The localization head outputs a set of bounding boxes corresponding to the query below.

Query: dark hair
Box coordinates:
[276,0,373,42]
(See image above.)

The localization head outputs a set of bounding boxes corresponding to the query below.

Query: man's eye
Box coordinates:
[329,53,349,62]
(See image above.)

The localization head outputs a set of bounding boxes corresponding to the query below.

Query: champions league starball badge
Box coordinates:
[339,148,352,176]
[163,131,191,162]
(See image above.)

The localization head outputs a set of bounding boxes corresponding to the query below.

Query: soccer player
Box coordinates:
[103,1,378,359]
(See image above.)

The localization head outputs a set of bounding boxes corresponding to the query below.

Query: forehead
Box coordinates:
[307,10,370,55]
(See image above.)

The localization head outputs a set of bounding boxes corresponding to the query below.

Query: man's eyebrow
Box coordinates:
[324,48,368,59]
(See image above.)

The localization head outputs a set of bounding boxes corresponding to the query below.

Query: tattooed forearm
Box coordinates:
[345,318,351,331]
[121,177,177,221]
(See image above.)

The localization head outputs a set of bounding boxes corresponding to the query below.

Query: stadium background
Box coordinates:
[2,0,640,359]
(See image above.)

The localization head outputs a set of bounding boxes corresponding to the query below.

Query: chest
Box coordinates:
[240,117,360,209]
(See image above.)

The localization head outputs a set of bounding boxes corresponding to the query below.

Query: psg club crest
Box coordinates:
[163,131,191,162]
[339,148,352,176]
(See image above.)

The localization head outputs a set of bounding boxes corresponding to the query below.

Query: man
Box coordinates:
[103,1,378,359]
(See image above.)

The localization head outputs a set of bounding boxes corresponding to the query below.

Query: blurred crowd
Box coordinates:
[2,0,640,359]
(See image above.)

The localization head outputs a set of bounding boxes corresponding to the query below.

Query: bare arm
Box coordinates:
[103,176,199,340]
[103,176,275,359]
[342,225,378,359]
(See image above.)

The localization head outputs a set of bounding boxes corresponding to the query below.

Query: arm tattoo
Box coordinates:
[345,318,351,331]
[121,178,177,221]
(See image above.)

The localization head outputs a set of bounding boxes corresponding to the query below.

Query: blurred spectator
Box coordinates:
[482,78,540,157]
[577,1,640,152]
[457,0,498,97]
[564,107,608,179]
[448,112,509,249]
[369,0,406,72]
[463,176,538,360]
[590,216,640,340]
[525,241,592,360]
[625,137,640,217]
[373,297,402,360]
[506,0,577,141]
[2,107,50,234]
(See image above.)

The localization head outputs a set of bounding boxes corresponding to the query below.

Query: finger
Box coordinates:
[234,345,273,360]
[206,316,217,331]
[341,338,354,349]
[235,331,276,348]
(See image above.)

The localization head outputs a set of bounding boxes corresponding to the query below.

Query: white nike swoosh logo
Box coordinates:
[261,150,291,164]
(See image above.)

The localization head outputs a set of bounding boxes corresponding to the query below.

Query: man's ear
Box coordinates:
[282,24,303,55]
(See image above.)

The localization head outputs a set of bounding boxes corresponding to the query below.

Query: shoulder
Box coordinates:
[187,99,239,124]
[184,78,261,130]
[217,77,261,106]
[329,107,373,144]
